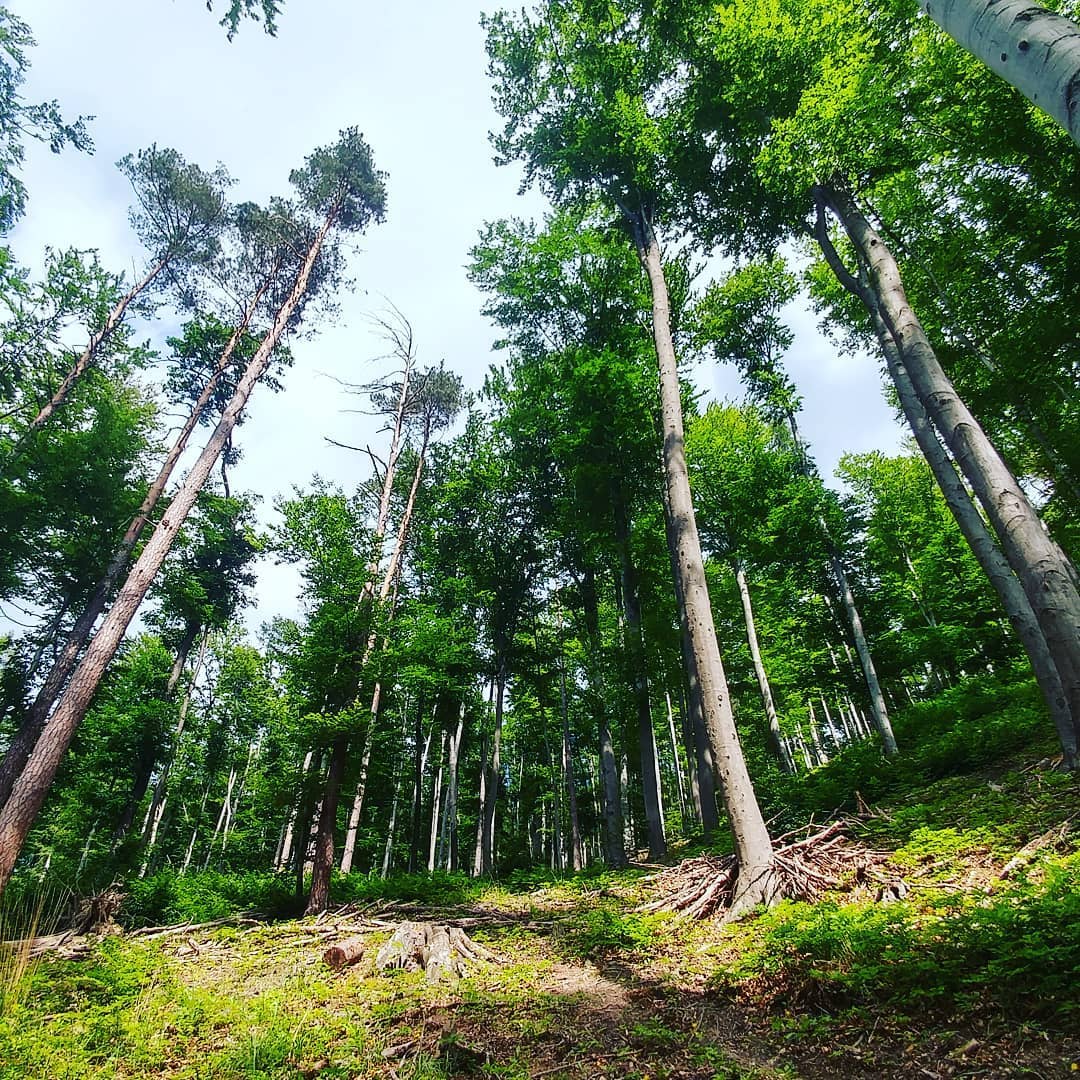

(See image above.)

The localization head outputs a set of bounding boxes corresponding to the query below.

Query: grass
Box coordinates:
[3,674,1079,1077]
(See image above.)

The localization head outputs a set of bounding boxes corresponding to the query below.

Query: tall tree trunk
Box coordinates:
[408,697,432,874]
[0,206,340,894]
[630,211,777,913]
[818,185,1080,760]
[0,284,268,813]
[815,207,1077,766]
[304,734,347,914]
[665,691,689,828]
[558,659,584,871]
[661,484,719,834]
[480,668,506,875]
[581,565,627,868]
[615,496,666,860]
[920,0,1080,148]
[17,257,169,445]
[428,730,447,872]
[734,558,794,773]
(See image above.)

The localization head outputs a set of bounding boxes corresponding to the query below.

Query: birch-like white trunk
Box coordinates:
[921,0,1080,148]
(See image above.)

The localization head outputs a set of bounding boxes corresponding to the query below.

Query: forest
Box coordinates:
[0,0,1079,1076]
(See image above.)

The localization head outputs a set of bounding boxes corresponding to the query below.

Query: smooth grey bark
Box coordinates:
[630,210,777,913]
[665,691,689,827]
[427,729,447,872]
[615,500,666,860]
[558,659,584,871]
[581,565,627,868]
[819,185,1080,763]
[855,278,1077,766]
[734,558,795,774]
[921,0,1080,148]
[661,484,719,834]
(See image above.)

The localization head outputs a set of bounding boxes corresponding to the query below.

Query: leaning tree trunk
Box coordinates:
[821,185,1080,754]
[814,210,1078,765]
[631,210,777,914]
[337,419,431,876]
[734,558,795,773]
[920,0,1080,149]
[0,280,269,813]
[0,206,339,894]
[18,257,169,445]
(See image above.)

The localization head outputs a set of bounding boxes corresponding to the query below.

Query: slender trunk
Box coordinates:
[829,549,898,756]
[678,688,702,824]
[181,784,210,874]
[734,558,794,773]
[615,497,666,859]
[920,0,1080,149]
[19,257,169,443]
[480,668,505,875]
[665,691,689,827]
[631,212,776,911]
[559,661,583,871]
[819,185,1080,761]
[444,704,464,873]
[0,206,339,893]
[0,285,267,813]
[427,731,446,873]
[305,734,347,914]
[408,699,432,874]
[581,566,627,867]
[202,766,237,871]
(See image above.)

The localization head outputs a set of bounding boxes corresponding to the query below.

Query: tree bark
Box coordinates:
[819,185,1080,760]
[0,277,269,813]
[615,497,666,860]
[0,206,339,894]
[921,0,1080,149]
[559,659,584,871]
[20,257,169,442]
[734,558,795,773]
[630,211,776,913]
[580,565,627,867]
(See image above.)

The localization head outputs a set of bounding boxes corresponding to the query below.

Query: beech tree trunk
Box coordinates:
[479,668,506,875]
[0,207,339,894]
[581,566,627,868]
[558,660,584,871]
[615,499,666,860]
[920,0,1080,148]
[631,211,777,913]
[856,284,1077,766]
[820,185,1080,760]
[734,558,794,773]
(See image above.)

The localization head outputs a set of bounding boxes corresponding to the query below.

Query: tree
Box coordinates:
[916,0,1080,149]
[0,128,387,893]
[0,6,91,235]
[486,0,780,910]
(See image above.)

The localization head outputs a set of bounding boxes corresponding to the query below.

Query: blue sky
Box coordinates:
[9,0,905,630]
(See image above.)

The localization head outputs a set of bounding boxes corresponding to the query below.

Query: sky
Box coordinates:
[9,0,906,632]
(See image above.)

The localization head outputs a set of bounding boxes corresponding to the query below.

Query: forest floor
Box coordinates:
[2,750,1079,1079]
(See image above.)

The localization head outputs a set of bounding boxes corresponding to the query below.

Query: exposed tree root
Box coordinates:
[324,920,502,982]
[640,820,891,919]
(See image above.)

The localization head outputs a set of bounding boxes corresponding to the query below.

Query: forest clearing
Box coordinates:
[2,0,1080,1076]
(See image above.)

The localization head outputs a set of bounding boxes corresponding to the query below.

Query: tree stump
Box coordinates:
[323,921,500,982]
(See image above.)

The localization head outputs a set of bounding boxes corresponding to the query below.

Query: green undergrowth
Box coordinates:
[769,668,1054,823]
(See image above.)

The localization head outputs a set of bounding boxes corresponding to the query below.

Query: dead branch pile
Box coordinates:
[640,820,891,919]
[323,920,502,983]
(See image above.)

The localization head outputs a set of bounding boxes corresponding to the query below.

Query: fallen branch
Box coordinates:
[640,821,890,919]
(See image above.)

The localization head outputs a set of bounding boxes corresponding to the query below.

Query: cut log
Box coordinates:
[326,920,501,982]
[323,935,369,971]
